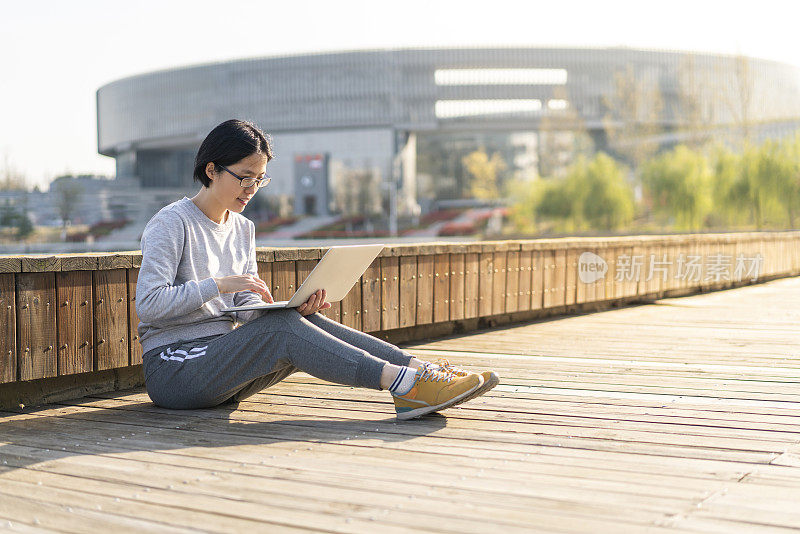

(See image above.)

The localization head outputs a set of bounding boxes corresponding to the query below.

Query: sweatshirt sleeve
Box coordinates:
[135,210,220,323]
[233,221,268,325]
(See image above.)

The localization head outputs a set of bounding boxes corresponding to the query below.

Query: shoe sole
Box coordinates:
[457,371,499,405]
[395,376,484,421]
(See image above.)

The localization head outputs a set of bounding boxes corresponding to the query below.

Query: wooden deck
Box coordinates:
[3,277,800,533]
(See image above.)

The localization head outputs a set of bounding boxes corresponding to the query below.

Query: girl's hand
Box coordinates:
[214,274,273,303]
[297,289,331,316]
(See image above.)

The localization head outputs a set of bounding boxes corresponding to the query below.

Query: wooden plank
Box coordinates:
[505,250,519,313]
[93,269,128,371]
[126,268,141,365]
[0,272,16,383]
[554,248,567,306]
[449,253,466,321]
[340,274,362,331]
[256,260,272,301]
[433,253,450,323]
[416,255,434,325]
[491,251,507,315]
[399,256,417,328]
[16,272,57,380]
[478,252,494,317]
[271,260,296,302]
[361,259,381,332]
[531,250,543,311]
[543,250,558,308]
[380,256,400,330]
[564,249,578,307]
[55,270,93,375]
[465,253,480,319]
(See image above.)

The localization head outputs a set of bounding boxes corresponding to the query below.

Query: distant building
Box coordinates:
[97,47,800,220]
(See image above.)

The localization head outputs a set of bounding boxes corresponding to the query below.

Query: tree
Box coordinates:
[640,145,713,231]
[718,54,755,147]
[510,152,634,234]
[676,54,714,150]
[53,179,84,232]
[462,148,507,200]
[0,151,27,191]
[602,64,664,171]
[538,86,594,178]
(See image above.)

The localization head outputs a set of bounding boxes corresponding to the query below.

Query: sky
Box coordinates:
[2,0,799,190]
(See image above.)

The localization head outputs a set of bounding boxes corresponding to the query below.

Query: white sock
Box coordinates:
[388,366,419,396]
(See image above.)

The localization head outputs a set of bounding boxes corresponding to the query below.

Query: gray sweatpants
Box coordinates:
[141,309,413,409]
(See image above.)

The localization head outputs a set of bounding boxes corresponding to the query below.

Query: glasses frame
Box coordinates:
[217,164,271,189]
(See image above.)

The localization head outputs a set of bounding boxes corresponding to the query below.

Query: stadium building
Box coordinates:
[96,47,800,222]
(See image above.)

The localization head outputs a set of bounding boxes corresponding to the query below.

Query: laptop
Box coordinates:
[221,244,384,312]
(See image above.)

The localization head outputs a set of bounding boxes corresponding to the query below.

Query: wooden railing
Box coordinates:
[1,231,799,406]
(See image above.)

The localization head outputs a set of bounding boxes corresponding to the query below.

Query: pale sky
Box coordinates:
[2,0,799,190]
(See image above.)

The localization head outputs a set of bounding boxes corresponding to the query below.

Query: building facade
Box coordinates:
[97,47,800,220]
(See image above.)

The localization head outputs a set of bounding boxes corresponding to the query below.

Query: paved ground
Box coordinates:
[2,277,800,532]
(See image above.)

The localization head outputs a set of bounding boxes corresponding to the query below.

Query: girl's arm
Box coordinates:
[135,210,220,323]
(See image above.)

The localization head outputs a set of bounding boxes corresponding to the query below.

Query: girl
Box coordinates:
[136,119,499,420]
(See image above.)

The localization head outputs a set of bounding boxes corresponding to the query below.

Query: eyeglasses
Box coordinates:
[218,164,271,188]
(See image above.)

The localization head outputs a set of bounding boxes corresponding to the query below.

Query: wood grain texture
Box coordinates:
[399,256,417,328]
[16,272,57,380]
[380,256,400,330]
[0,273,15,382]
[449,254,466,321]
[433,254,450,323]
[416,255,434,326]
[56,270,93,375]
[126,269,141,366]
[361,260,381,333]
[93,269,128,371]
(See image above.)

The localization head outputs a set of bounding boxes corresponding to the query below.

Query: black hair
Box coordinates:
[193,119,274,187]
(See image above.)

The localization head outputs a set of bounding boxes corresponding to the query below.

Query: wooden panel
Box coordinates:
[361,260,381,333]
[553,249,567,306]
[256,261,273,302]
[16,272,57,380]
[531,250,544,311]
[464,253,480,319]
[399,256,417,328]
[565,249,578,306]
[478,253,494,317]
[380,257,400,330]
[56,270,93,375]
[449,254,466,321]
[415,255,434,325]
[433,254,450,323]
[544,250,558,307]
[0,272,16,383]
[600,247,614,301]
[491,251,507,315]
[93,269,129,371]
[127,268,142,365]
[340,278,362,331]
[271,261,296,302]
[505,250,519,313]
[517,251,532,312]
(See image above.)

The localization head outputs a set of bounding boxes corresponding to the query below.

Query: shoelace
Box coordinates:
[417,365,454,383]
[434,358,469,377]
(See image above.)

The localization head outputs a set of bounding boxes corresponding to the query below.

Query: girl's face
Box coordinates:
[206,152,268,214]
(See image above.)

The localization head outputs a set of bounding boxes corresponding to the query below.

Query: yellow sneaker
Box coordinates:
[392,366,483,420]
[434,359,500,403]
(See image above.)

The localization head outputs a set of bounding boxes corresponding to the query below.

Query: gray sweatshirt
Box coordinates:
[136,197,266,354]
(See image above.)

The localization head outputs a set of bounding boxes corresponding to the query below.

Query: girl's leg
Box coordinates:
[305,312,425,368]
[143,308,396,409]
